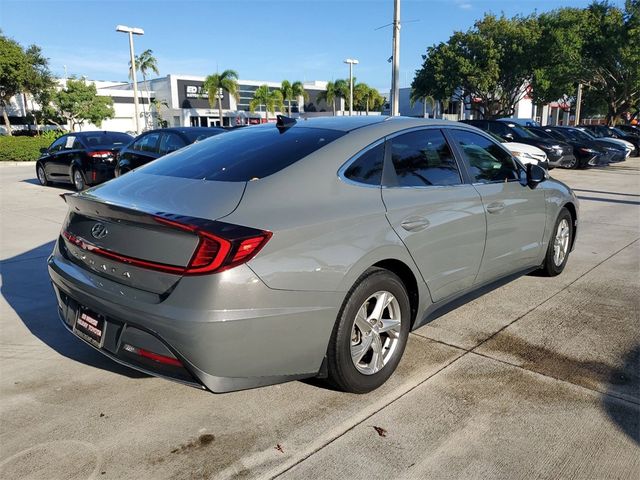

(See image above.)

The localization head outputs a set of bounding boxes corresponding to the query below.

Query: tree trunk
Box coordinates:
[218,94,224,127]
[366,99,369,115]
[287,100,291,116]
[2,105,12,136]
[332,99,336,116]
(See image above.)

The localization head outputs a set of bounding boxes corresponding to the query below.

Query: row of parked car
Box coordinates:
[35,120,639,191]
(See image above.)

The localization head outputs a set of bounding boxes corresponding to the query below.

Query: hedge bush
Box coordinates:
[0,136,53,162]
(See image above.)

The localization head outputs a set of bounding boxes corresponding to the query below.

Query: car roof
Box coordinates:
[269,115,465,133]
[73,131,131,136]
[142,127,224,135]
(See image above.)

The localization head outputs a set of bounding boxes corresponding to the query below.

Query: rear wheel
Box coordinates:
[327,268,411,393]
[36,164,49,186]
[565,156,578,169]
[540,207,573,276]
[72,168,86,191]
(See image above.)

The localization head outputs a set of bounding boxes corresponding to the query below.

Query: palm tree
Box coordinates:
[202,69,239,127]
[363,86,385,115]
[249,85,283,122]
[280,80,308,116]
[410,89,437,118]
[316,81,337,116]
[334,79,350,113]
[129,49,159,129]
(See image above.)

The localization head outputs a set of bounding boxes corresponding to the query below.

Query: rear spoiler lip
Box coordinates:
[62,192,265,242]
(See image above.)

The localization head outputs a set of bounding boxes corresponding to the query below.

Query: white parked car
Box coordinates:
[503,141,549,168]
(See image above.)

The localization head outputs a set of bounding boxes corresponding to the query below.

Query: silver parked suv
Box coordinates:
[48,116,578,393]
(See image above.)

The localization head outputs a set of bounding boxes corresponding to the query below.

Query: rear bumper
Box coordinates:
[48,240,342,393]
[86,164,115,185]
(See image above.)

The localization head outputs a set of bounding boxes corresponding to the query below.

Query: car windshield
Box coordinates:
[141,125,346,182]
[82,132,133,148]
[611,127,627,137]
[572,129,597,141]
[508,124,536,138]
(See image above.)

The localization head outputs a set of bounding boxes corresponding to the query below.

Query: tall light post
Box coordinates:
[390,0,401,116]
[344,58,359,116]
[116,25,144,134]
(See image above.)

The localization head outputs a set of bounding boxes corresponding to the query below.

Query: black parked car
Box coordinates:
[461,119,576,169]
[527,126,610,168]
[36,131,133,190]
[617,124,639,136]
[115,127,226,176]
[555,126,628,163]
[579,124,640,156]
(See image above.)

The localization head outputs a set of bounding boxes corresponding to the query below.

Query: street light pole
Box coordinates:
[390,0,401,116]
[116,25,144,134]
[344,58,359,116]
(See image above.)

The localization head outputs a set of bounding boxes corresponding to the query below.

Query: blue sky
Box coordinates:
[2,0,619,90]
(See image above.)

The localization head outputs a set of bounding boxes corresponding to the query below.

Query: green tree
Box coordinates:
[334,79,350,112]
[23,45,56,132]
[280,80,308,116]
[202,69,239,127]
[316,80,338,115]
[410,90,436,117]
[52,78,114,131]
[0,34,31,135]
[130,49,159,129]
[249,84,283,122]
[529,1,638,124]
[412,14,540,119]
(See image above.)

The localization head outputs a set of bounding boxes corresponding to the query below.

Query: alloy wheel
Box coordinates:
[553,218,570,266]
[37,166,46,185]
[73,170,84,190]
[350,291,402,375]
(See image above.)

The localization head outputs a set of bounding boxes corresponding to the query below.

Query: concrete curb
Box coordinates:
[0,161,37,167]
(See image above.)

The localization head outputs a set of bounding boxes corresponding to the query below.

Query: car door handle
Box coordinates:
[486,202,506,214]
[400,217,430,232]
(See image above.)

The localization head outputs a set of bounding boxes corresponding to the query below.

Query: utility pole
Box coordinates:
[390,0,401,116]
[574,83,583,126]
[344,58,359,116]
[116,25,144,134]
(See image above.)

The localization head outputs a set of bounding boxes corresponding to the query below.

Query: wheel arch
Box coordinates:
[562,201,578,251]
[371,259,421,329]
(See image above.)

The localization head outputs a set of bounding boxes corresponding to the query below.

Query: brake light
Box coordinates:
[62,217,271,276]
[88,151,112,159]
[122,343,183,367]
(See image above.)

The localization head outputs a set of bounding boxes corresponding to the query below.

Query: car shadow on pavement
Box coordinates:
[480,333,639,445]
[21,178,72,190]
[1,241,147,379]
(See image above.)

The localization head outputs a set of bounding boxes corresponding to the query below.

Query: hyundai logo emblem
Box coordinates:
[91,223,109,239]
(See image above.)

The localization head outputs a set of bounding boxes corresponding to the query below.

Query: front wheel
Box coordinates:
[539,207,573,276]
[327,268,411,393]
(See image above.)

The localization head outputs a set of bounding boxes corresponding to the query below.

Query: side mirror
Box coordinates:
[39,147,48,154]
[503,133,514,141]
[526,163,547,189]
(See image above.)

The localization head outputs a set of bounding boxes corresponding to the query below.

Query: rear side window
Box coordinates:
[142,126,346,182]
[158,133,186,155]
[343,143,384,186]
[132,133,161,153]
[389,129,462,187]
[448,130,519,183]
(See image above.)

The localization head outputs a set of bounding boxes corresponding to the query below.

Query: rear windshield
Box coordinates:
[81,132,133,148]
[141,125,346,181]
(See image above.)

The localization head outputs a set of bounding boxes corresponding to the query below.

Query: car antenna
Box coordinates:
[276,115,296,132]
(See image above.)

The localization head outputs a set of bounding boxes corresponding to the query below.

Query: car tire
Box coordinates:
[326,268,411,394]
[565,157,578,169]
[539,207,573,277]
[72,168,86,191]
[36,164,49,186]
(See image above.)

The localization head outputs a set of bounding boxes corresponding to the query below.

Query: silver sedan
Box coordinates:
[48,116,578,393]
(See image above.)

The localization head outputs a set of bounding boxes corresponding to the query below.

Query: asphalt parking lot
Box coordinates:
[1,161,638,480]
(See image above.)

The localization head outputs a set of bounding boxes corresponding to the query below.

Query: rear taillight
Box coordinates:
[88,151,112,159]
[122,343,183,367]
[62,217,271,276]
[153,216,271,274]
